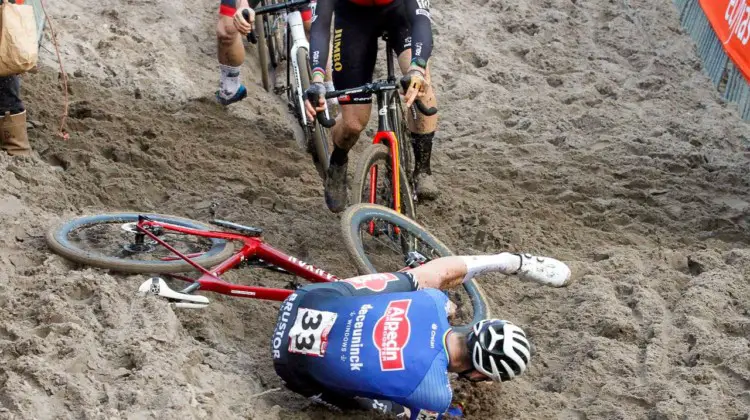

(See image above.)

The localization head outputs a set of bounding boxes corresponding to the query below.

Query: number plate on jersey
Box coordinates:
[288,308,337,357]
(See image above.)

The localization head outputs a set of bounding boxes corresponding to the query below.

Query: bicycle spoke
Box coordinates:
[65,222,217,263]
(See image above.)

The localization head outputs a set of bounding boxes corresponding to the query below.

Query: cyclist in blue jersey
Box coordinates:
[271,251,572,419]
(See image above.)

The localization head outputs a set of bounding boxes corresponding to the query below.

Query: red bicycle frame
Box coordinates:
[136,218,340,302]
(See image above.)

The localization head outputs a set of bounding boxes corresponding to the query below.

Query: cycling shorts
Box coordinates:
[331,0,411,105]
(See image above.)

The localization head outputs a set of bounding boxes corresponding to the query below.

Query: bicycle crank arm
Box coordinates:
[138,277,210,307]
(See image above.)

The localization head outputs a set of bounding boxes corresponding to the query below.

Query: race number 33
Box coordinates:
[288,308,337,357]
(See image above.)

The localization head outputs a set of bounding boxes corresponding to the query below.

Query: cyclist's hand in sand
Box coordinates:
[401,67,427,108]
[234,8,255,35]
[304,82,327,122]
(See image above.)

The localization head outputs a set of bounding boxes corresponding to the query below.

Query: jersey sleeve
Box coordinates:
[336,272,419,296]
[404,0,433,63]
[308,0,334,76]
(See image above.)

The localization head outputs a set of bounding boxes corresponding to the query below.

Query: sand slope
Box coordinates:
[1,0,748,418]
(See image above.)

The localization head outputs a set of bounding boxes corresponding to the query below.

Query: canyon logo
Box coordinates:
[343,273,399,292]
[373,299,412,371]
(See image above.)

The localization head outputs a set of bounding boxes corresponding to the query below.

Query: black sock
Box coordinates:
[330,145,349,166]
[411,132,435,175]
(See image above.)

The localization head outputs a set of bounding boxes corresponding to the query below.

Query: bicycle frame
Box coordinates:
[285,11,311,126]
[136,218,340,302]
[368,36,408,214]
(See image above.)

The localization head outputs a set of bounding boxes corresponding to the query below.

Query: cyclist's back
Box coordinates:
[272,273,452,417]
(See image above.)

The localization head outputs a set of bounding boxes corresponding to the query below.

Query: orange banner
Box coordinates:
[699,0,750,82]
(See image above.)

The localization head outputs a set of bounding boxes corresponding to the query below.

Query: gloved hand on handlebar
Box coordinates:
[304,82,327,122]
[401,65,427,108]
[234,6,255,35]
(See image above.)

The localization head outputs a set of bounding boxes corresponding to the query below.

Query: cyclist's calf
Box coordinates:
[333,104,371,150]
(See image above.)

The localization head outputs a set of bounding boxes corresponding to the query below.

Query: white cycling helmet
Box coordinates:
[464,319,531,382]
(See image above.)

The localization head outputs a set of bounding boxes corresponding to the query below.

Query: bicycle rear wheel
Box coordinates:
[340,204,490,333]
[47,213,235,274]
[297,47,330,180]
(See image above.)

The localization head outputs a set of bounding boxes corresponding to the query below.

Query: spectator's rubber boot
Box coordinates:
[0,111,31,157]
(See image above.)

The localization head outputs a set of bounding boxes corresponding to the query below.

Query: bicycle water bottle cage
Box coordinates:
[210,219,264,237]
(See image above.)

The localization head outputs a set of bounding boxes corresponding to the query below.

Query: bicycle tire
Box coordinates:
[352,143,416,220]
[256,11,271,92]
[47,213,235,274]
[340,203,491,333]
[267,4,280,69]
[298,47,330,179]
[393,98,415,185]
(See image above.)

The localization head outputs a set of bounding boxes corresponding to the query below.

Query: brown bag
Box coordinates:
[0,0,38,77]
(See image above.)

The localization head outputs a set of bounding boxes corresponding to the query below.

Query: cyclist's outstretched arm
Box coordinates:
[406,252,572,290]
[308,0,334,82]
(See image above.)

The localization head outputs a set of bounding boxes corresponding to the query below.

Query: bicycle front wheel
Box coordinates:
[353,143,415,219]
[298,47,330,179]
[255,7,271,92]
[47,213,235,274]
[340,204,490,333]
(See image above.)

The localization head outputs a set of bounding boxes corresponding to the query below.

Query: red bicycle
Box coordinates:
[46,204,489,332]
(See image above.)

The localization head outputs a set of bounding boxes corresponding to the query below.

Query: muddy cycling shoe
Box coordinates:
[324,161,349,213]
[414,172,440,201]
[514,253,572,287]
[215,85,248,106]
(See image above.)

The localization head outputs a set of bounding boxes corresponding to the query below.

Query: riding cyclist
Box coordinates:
[271,251,571,418]
[303,0,440,212]
[217,0,319,104]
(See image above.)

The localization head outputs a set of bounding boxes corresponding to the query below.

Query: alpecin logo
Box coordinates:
[343,273,399,292]
[373,299,412,371]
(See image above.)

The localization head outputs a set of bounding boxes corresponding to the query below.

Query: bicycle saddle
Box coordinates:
[210,219,263,237]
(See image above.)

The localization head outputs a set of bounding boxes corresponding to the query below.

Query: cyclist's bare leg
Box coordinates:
[332,103,370,150]
[216,10,247,104]
[323,103,371,212]
[217,16,245,67]
[397,51,437,134]
[397,50,439,199]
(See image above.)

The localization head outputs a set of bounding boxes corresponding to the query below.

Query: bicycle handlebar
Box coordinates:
[306,89,337,128]
[322,78,438,118]
[243,0,311,44]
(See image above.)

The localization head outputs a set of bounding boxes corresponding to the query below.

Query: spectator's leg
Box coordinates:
[0,76,31,156]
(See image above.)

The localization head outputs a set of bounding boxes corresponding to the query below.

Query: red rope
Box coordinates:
[37,0,69,140]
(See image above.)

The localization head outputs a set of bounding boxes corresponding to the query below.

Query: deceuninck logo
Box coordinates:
[373,299,412,371]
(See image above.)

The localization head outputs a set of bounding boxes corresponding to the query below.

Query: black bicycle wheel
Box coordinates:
[353,143,415,220]
[391,94,415,184]
[298,47,330,180]
[47,213,235,274]
[255,3,271,92]
[340,203,490,333]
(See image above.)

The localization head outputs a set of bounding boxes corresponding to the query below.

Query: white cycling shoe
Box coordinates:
[513,253,571,287]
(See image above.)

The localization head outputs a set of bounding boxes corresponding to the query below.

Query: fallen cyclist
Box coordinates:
[271,251,571,418]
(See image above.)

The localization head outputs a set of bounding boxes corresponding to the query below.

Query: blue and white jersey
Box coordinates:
[272,272,454,419]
